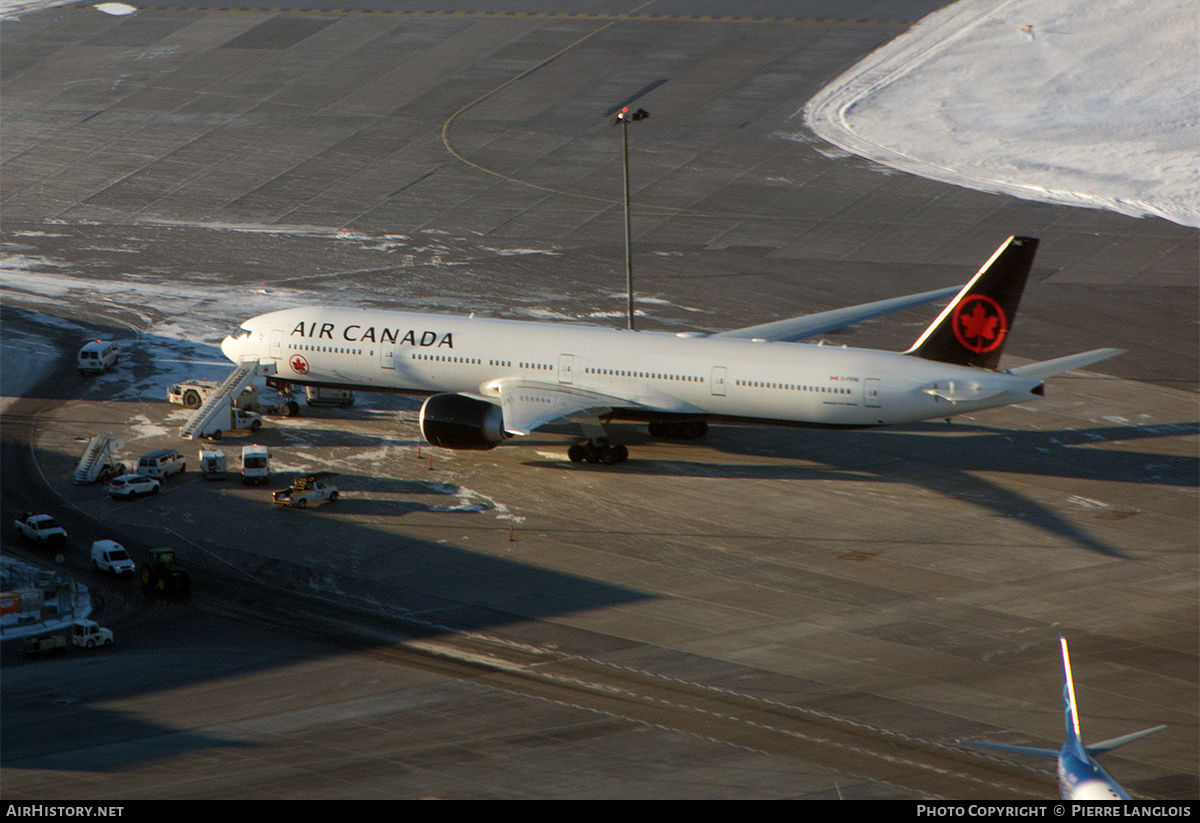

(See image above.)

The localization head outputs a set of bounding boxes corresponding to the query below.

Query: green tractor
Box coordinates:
[139,547,191,593]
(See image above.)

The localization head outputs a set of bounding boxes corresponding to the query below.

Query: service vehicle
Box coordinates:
[305,386,354,408]
[139,547,191,593]
[77,340,118,374]
[14,513,67,546]
[205,407,262,440]
[241,445,270,485]
[272,472,339,509]
[137,448,186,479]
[199,447,227,479]
[169,381,260,410]
[22,634,67,656]
[73,435,126,485]
[72,619,113,648]
[104,474,160,499]
[91,540,135,576]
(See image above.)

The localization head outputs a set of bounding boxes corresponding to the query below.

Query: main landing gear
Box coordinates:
[568,440,629,465]
[567,420,708,465]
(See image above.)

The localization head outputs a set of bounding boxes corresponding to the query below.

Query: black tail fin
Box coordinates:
[905,236,1038,370]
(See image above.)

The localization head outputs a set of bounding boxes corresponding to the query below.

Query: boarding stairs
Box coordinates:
[180,359,259,440]
[73,435,123,484]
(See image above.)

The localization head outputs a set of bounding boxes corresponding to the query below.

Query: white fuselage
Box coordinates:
[221,307,1044,428]
[1059,750,1132,801]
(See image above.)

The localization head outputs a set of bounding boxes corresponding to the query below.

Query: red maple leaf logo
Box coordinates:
[960,302,998,341]
[289,354,309,375]
[952,295,1007,353]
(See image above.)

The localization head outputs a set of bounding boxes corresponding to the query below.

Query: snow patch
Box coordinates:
[127,415,172,440]
[804,0,1199,227]
[95,2,136,14]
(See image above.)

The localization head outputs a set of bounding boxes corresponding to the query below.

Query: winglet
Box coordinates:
[906,236,1038,370]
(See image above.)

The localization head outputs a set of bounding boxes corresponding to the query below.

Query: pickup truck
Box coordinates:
[273,472,339,509]
[14,513,67,547]
[206,406,262,440]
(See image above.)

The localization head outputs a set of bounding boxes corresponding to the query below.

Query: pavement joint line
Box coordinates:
[131,7,906,26]
[382,615,1052,793]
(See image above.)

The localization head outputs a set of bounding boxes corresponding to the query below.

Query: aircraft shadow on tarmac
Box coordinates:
[0,698,251,773]
[1,478,654,773]
[524,420,1198,559]
[5,432,653,773]
[2,506,653,775]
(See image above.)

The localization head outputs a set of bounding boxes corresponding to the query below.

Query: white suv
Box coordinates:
[105,474,160,499]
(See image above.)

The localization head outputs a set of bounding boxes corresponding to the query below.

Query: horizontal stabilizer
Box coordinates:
[1009,349,1125,380]
[716,286,960,343]
[1086,725,1166,756]
[957,739,1060,760]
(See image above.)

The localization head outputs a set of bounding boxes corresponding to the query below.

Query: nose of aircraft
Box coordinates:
[220,334,238,363]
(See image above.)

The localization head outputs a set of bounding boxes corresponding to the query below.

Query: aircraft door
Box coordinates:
[558,354,574,385]
[380,341,395,370]
[270,330,283,360]
[864,378,881,408]
[710,366,727,396]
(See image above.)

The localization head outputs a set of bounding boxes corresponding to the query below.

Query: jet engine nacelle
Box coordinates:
[419,393,509,450]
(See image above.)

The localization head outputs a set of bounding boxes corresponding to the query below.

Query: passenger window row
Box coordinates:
[584,367,704,383]
[735,380,853,395]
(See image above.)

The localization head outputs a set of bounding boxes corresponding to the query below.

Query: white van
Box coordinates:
[305,386,354,408]
[77,340,118,374]
[137,448,186,479]
[91,540,135,576]
[199,447,226,480]
[241,444,270,485]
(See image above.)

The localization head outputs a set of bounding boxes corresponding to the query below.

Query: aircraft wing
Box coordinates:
[1085,725,1166,756]
[1008,349,1126,380]
[494,380,642,436]
[714,286,961,343]
[957,739,1060,760]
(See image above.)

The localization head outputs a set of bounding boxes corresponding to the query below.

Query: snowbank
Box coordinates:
[805,0,1200,227]
[0,0,83,18]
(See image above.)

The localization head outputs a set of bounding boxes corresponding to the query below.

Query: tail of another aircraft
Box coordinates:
[959,637,1165,762]
[906,236,1038,369]
[1060,636,1090,761]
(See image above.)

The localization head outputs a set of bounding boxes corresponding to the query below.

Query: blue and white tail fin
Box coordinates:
[1060,636,1090,761]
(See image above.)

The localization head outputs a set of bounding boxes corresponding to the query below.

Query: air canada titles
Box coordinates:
[290,321,453,348]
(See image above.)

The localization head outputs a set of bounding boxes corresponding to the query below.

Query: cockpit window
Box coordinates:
[228,327,253,340]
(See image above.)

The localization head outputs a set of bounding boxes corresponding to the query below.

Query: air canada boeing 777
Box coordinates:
[221,236,1122,463]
